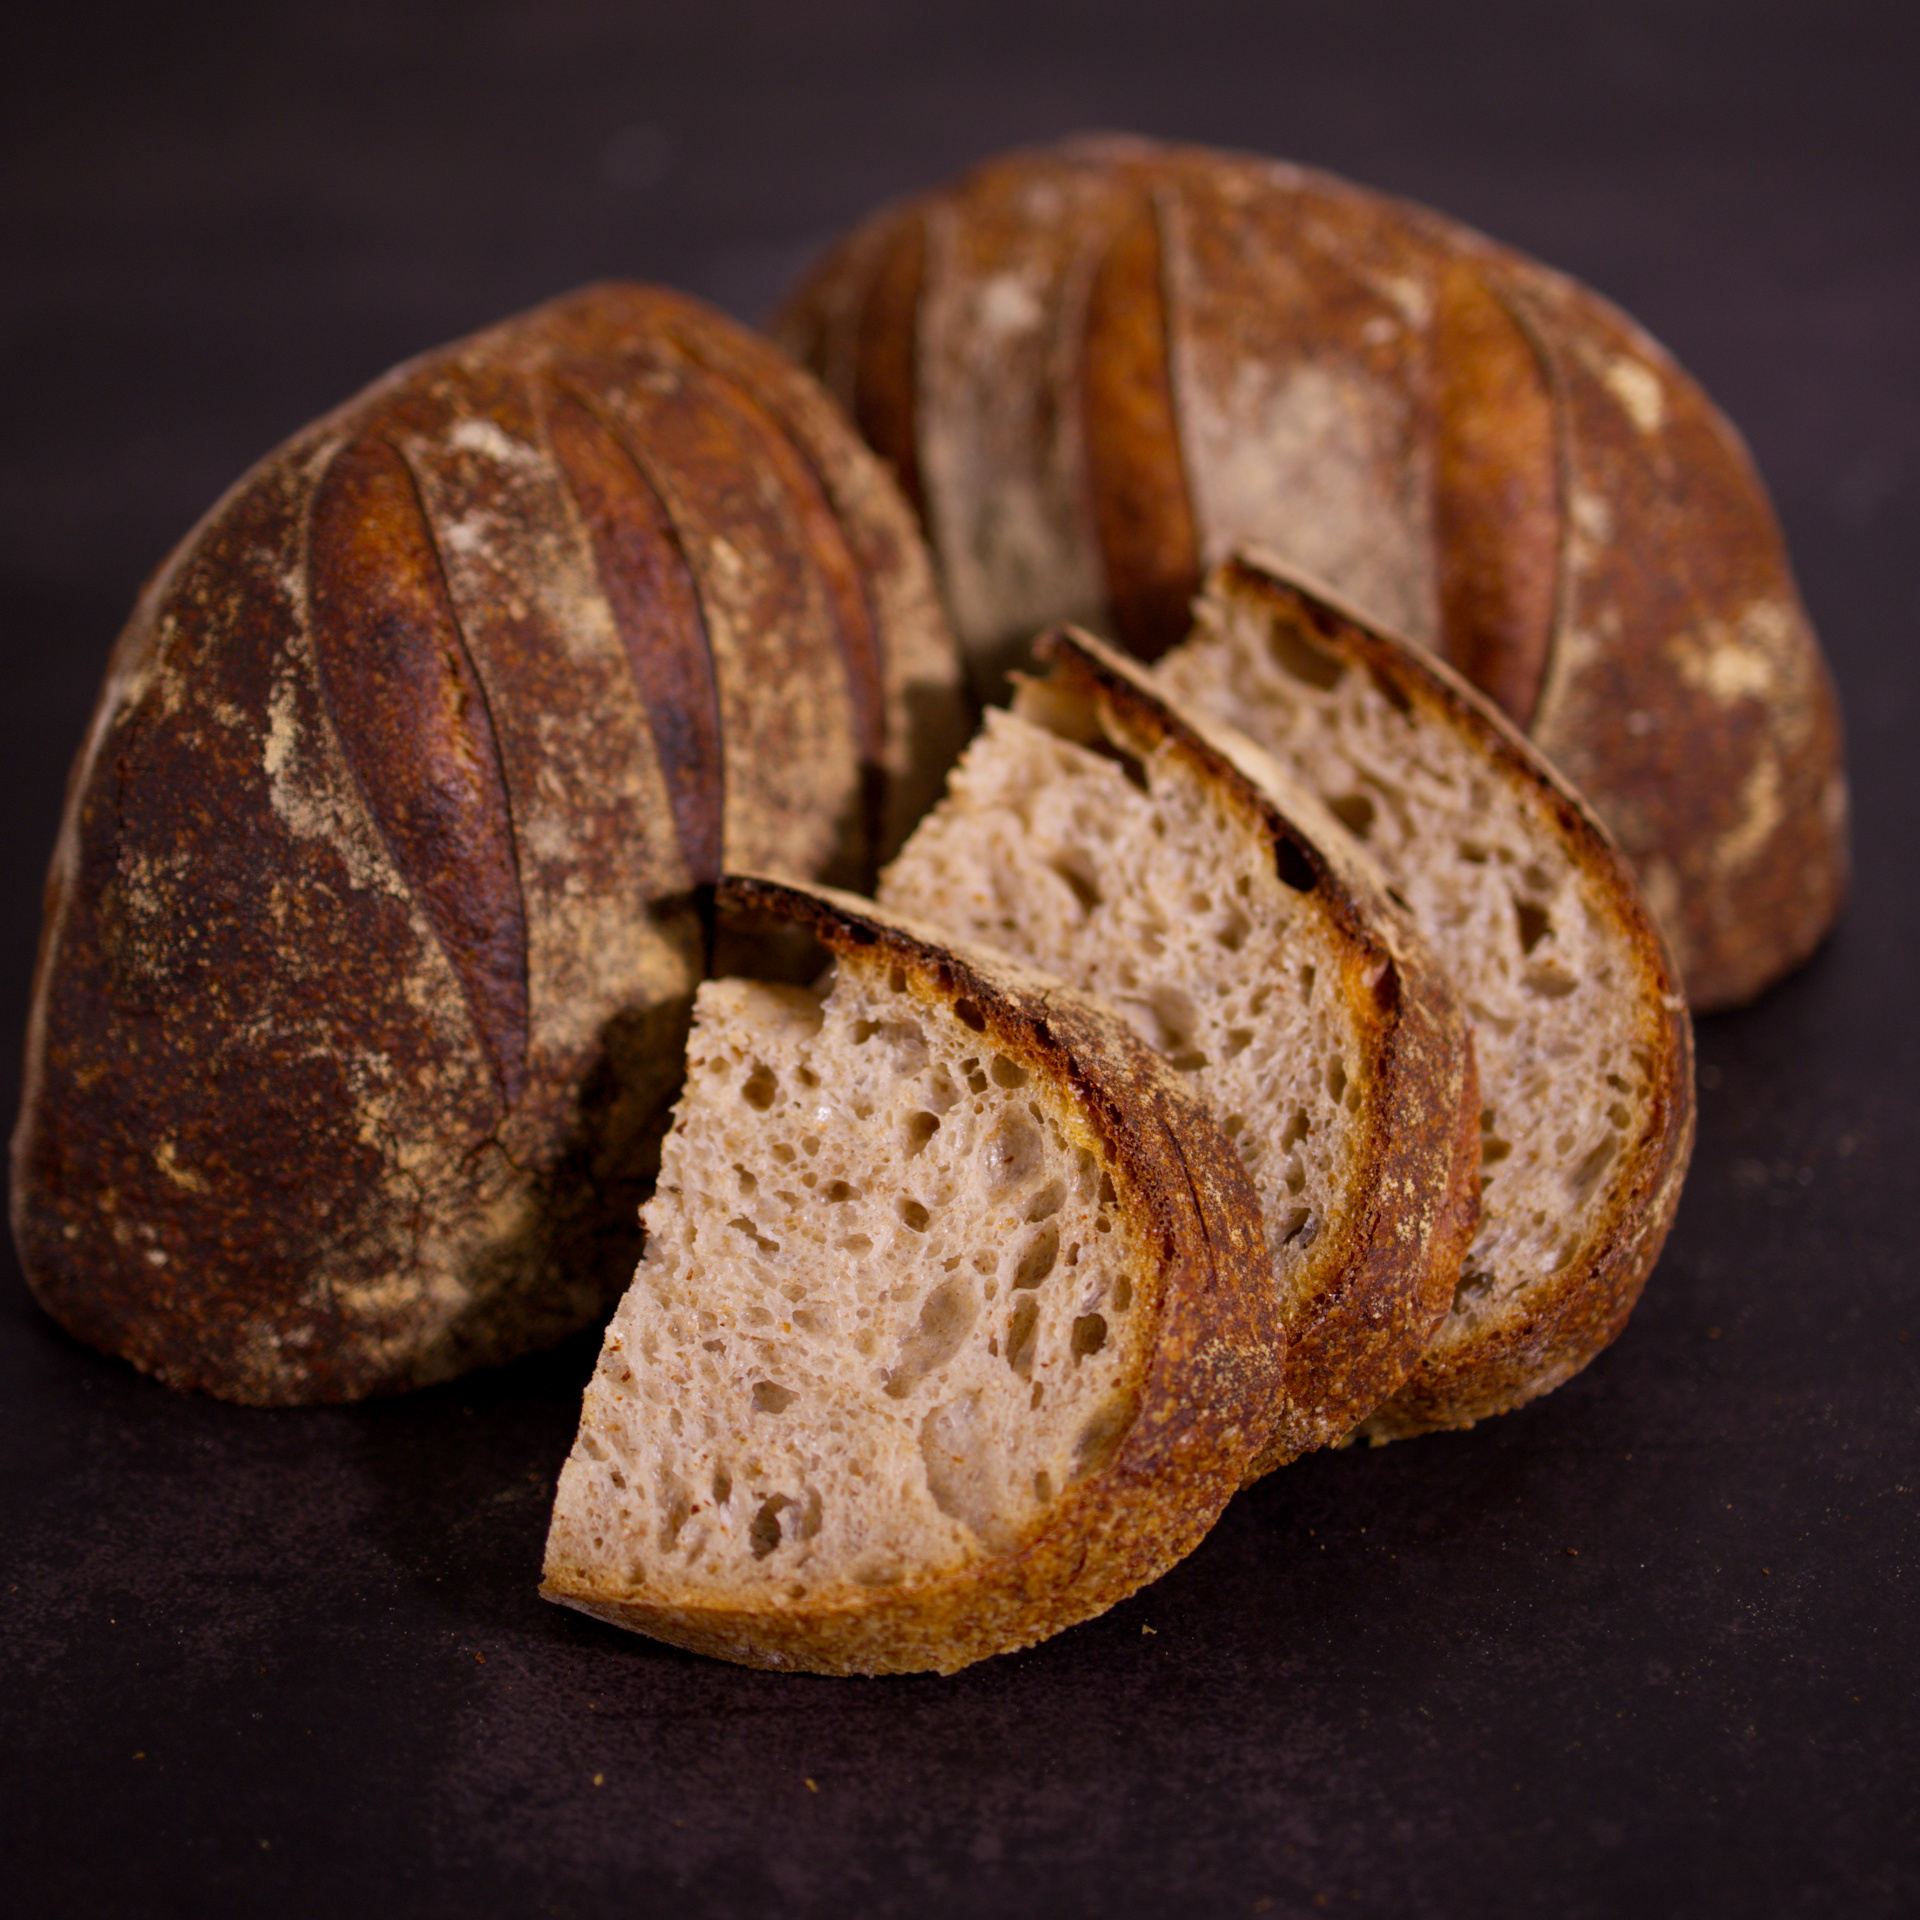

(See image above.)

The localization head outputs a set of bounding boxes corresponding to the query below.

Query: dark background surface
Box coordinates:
[4,4,1915,1914]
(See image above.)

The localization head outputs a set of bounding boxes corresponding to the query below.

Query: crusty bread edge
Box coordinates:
[539,874,1281,1674]
[1023,628,1481,1463]
[1201,553,1695,1436]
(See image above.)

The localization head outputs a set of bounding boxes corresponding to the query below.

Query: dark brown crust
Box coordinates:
[1431,258,1559,727]
[545,384,723,888]
[1027,628,1479,1463]
[1204,557,1696,1436]
[1080,189,1202,660]
[853,211,929,521]
[307,432,531,1108]
[540,874,1281,1674]
[10,283,966,1405]
[779,136,1850,1012]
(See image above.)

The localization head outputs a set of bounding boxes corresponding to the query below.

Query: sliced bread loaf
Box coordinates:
[879,629,1479,1465]
[540,876,1279,1673]
[1156,556,1694,1436]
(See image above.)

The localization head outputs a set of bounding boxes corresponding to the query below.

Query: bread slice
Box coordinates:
[1156,556,1694,1435]
[879,628,1479,1465]
[540,876,1279,1674]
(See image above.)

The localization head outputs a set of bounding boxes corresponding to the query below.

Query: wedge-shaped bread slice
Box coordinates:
[1156,556,1694,1436]
[881,630,1479,1464]
[541,876,1278,1674]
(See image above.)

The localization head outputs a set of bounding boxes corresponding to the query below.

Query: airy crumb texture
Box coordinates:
[541,878,1281,1673]
[879,632,1478,1461]
[1157,562,1693,1434]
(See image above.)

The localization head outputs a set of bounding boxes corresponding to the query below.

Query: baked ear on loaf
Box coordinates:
[12,283,968,1405]
[879,628,1478,1465]
[1157,556,1694,1436]
[540,875,1280,1674]
[775,133,1849,1012]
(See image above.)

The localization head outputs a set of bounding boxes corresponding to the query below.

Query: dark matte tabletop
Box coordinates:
[4,5,1914,1914]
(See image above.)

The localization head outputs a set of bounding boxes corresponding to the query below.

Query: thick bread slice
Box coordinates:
[541,876,1279,1674]
[1157,556,1694,1435]
[880,630,1479,1465]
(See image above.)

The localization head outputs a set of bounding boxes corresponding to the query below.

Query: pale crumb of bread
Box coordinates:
[880,704,1359,1336]
[545,963,1144,1608]
[1158,588,1657,1349]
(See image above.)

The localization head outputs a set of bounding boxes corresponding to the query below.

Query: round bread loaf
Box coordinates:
[11,283,968,1405]
[775,134,1849,1012]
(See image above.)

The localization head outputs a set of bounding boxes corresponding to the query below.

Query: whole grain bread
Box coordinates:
[12,284,968,1405]
[1157,556,1694,1435]
[540,874,1280,1674]
[880,628,1478,1464]
[776,133,1849,1011]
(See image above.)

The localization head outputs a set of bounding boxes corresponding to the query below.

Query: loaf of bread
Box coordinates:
[880,627,1479,1464]
[776,134,1849,1012]
[11,284,968,1405]
[540,875,1280,1673]
[1158,557,1695,1434]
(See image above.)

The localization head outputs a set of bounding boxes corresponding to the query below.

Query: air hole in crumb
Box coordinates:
[991,1055,1028,1088]
[1327,792,1376,839]
[1522,863,1553,893]
[772,1142,795,1165]
[1013,1225,1060,1290]
[1569,1138,1616,1204]
[1299,964,1316,1003]
[838,1233,872,1255]
[802,1135,821,1155]
[1215,909,1250,952]
[889,967,908,993]
[1523,964,1578,999]
[752,1381,797,1415]
[750,1495,791,1559]
[1267,620,1345,690]
[1281,1110,1310,1149]
[1026,1180,1065,1222]
[1515,899,1552,953]
[954,999,986,1033]
[899,1198,931,1232]
[1071,1313,1108,1359]
[1386,886,1411,912]
[1224,1027,1255,1059]
[1459,841,1489,865]
[885,1276,979,1397]
[823,1180,856,1204]
[1279,1206,1312,1244]
[1607,1102,1631,1129]
[1050,849,1103,913]
[1006,1297,1040,1379]
[795,1064,818,1089]
[727,1216,780,1253]
[1033,1470,1054,1504]
[853,1019,880,1044]
[904,1111,940,1156]
[712,1465,732,1505]
[985,1111,1045,1190]
[734,1165,757,1195]
[1327,1057,1348,1103]
[741,1064,778,1110]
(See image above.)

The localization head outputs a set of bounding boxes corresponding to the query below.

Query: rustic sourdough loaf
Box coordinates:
[540,876,1279,1674]
[776,134,1848,1011]
[1156,557,1693,1435]
[12,284,968,1405]
[880,628,1478,1464]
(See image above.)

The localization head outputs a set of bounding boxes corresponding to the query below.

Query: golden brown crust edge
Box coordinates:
[1026,629,1480,1465]
[1205,557,1696,1437]
[539,874,1282,1675]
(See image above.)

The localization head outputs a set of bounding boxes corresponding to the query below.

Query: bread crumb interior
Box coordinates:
[547,962,1143,1609]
